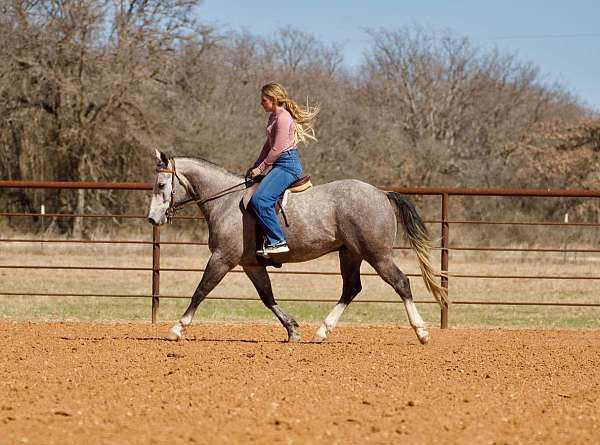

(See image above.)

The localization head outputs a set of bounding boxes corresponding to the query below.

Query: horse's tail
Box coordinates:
[386,192,448,306]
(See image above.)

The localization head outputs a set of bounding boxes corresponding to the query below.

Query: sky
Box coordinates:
[198,0,600,111]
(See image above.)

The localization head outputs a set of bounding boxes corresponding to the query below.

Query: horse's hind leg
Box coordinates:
[243,266,300,342]
[369,257,429,344]
[311,248,362,343]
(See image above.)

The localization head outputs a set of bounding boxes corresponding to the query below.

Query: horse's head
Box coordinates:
[146,149,190,225]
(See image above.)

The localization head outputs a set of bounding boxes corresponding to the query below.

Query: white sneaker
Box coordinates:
[264,242,290,254]
[257,240,290,257]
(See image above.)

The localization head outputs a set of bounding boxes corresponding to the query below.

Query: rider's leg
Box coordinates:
[250,164,300,247]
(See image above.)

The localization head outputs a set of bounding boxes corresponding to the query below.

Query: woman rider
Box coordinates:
[248,82,319,256]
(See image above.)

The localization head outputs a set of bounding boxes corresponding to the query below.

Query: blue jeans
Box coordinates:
[250,149,302,246]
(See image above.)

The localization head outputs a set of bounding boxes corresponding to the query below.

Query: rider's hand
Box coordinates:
[249,167,262,178]
[245,167,254,179]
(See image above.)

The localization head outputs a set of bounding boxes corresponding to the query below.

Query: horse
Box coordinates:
[146,149,447,344]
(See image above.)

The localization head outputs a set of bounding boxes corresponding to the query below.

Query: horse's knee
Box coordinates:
[342,280,362,300]
[349,281,362,299]
[355,282,362,295]
[260,295,276,308]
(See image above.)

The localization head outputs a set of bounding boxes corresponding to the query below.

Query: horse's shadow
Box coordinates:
[58,336,355,344]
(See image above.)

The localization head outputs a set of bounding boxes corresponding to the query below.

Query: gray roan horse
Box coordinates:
[146,150,447,344]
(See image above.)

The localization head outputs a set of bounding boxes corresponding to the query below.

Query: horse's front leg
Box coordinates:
[243,266,300,342]
[168,253,232,341]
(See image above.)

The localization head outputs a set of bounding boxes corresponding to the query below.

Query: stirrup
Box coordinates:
[256,239,270,258]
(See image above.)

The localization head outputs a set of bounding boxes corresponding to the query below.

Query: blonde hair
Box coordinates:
[261,82,319,146]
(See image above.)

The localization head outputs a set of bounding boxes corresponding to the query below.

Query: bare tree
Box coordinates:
[0,13,594,239]
[0,0,211,235]
[361,25,583,188]
[260,26,344,77]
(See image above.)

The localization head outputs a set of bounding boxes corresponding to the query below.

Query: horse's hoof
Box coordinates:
[311,325,327,343]
[310,334,325,344]
[310,324,327,343]
[167,324,184,341]
[288,331,301,343]
[416,327,429,345]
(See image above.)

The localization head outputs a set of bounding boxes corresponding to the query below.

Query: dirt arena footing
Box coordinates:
[1,322,599,444]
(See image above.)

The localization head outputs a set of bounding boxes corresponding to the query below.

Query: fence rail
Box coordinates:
[1,180,599,327]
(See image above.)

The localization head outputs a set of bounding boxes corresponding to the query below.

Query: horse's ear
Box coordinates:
[154,149,169,168]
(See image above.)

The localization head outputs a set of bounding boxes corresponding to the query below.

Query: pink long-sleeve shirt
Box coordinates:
[253,107,295,173]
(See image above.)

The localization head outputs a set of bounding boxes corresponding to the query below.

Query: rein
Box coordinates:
[156,159,252,223]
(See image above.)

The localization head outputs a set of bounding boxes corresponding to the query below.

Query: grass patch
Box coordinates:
[0,242,599,329]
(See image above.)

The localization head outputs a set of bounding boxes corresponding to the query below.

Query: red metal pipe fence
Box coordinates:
[1,180,599,328]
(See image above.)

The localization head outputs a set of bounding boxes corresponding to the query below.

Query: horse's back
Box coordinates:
[284,179,397,258]
[294,179,393,219]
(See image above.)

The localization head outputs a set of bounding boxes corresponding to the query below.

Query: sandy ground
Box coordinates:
[1,322,599,445]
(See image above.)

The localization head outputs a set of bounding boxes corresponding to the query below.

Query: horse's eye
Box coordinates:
[158,183,166,189]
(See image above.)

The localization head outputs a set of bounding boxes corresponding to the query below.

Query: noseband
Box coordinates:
[155,161,185,223]
[156,158,252,223]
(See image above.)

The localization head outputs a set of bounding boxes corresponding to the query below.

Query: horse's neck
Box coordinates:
[175,157,240,213]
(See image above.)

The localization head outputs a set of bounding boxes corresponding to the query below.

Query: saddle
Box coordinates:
[287,175,312,193]
[279,175,312,209]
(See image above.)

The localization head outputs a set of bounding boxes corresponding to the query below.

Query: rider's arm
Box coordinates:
[255,110,294,174]
[252,140,270,169]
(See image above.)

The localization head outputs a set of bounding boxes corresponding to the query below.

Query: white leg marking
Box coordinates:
[403,299,425,328]
[167,322,185,341]
[180,314,193,326]
[311,303,347,343]
[403,299,429,344]
[415,327,430,344]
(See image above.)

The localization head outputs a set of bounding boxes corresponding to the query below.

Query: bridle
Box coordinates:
[156,158,252,223]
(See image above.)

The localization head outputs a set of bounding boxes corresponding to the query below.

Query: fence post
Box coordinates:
[152,224,160,323]
[440,193,449,328]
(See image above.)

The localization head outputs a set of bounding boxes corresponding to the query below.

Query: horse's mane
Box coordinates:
[175,156,243,179]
